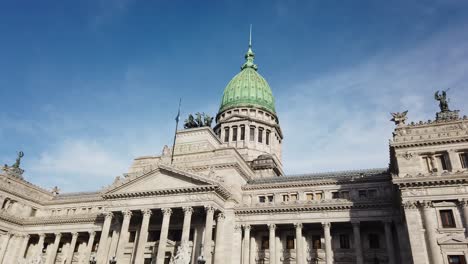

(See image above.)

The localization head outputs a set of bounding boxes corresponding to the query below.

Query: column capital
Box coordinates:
[71,232,79,238]
[54,232,62,238]
[205,205,215,213]
[183,206,194,215]
[217,212,226,221]
[234,224,243,233]
[421,200,433,209]
[243,224,251,231]
[351,221,360,227]
[403,200,418,209]
[161,208,172,216]
[38,233,46,238]
[122,209,133,218]
[88,231,96,237]
[294,222,303,229]
[268,223,276,230]
[104,211,114,219]
[383,219,393,225]
[321,222,331,228]
[141,208,153,217]
[458,198,468,208]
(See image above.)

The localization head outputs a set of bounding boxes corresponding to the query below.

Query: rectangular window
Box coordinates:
[250,127,255,141]
[460,153,468,169]
[282,194,289,202]
[258,196,266,203]
[267,195,274,203]
[339,234,350,249]
[286,236,295,249]
[436,155,448,171]
[240,126,245,140]
[261,236,269,249]
[290,193,298,201]
[224,128,230,143]
[306,193,314,201]
[440,210,456,228]
[312,235,321,249]
[266,130,270,145]
[341,191,350,199]
[258,128,263,143]
[368,234,380,249]
[147,230,160,242]
[448,255,467,264]
[232,127,238,141]
[368,190,377,198]
[332,192,339,199]
[315,193,323,200]
[358,190,367,199]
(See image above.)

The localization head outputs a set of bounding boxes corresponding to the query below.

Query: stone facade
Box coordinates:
[0,44,467,264]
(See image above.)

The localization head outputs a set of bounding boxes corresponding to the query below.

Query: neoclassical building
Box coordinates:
[0,41,467,264]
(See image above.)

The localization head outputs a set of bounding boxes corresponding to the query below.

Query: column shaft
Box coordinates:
[268,224,276,264]
[323,222,333,264]
[460,199,468,234]
[0,233,12,263]
[18,234,30,260]
[107,229,120,261]
[214,213,226,263]
[384,221,396,264]
[156,208,172,264]
[84,232,96,263]
[203,206,215,263]
[36,234,45,257]
[181,207,193,244]
[233,225,242,264]
[295,223,303,264]
[96,212,113,264]
[352,222,363,264]
[135,209,153,264]
[45,233,61,264]
[65,232,78,264]
[422,202,443,264]
[116,210,133,261]
[242,225,251,264]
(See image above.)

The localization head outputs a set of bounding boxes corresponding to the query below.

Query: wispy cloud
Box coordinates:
[279,23,468,174]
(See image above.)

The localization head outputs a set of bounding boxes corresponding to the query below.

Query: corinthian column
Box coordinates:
[352,222,363,264]
[294,223,303,264]
[45,232,61,264]
[36,233,45,257]
[268,224,276,264]
[181,207,193,244]
[242,225,251,264]
[203,205,215,263]
[18,234,30,260]
[322,222,333,264]
[384,221,396,264]
[421,201,443,264]
[116,209,133,261]
[65,232,78,264]
[214,213,226,263]
[84,232,96,263]
[97,211,113,264]
[156,208,172,264]
[135,209,153,264]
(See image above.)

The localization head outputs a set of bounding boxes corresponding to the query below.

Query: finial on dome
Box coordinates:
[241,25,258,71]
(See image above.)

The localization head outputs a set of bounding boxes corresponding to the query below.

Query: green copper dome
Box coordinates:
[219,43,276,114]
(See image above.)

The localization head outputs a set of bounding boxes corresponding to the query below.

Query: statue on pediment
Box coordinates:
[390,111,408,126]
[184,113,213,129]
[2,151,25,178]
[435,90,450,112]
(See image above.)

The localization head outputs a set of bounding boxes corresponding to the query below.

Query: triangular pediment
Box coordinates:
[105,165,215,195]
[438,235,468,244]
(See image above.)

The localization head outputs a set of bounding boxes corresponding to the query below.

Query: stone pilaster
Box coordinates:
[96,211,113,264]
[0,232,13,263]
[421,201,443,264]
[65,232,78,264]
[242,225,251,264]
[352,222,363,264]
[84,231,96,263]
[322,222,332,264]
[156,208,172,264]
[181,206,193,244]
[135,208,153,264]
[203,205,215,264]
[45,232,61,264]
[268,224,276,264]
[214,213,226,263]
[233,225,242,264]
[403,201,429,264]
[459,199,468,234]
[384,221,396,264]
[116,209,133,261]
[294,223,303,264]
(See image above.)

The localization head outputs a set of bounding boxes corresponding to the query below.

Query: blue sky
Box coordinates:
[1,0,468,192]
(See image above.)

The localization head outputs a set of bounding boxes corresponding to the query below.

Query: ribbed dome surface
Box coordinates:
[219,45,276,114]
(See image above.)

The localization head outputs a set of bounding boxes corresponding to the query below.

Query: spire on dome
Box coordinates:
[241,25,258,71]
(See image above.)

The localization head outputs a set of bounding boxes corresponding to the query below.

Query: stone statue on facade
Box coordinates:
[170,243,191,264]
[184,113,213,129]
[2,151,25,178]
[390,111,408,126]
[434,90,449,112]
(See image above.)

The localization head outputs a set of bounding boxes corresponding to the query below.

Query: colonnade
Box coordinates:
[239,220,396,264]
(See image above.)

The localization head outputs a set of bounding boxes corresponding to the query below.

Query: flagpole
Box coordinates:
[171,98,182,165]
